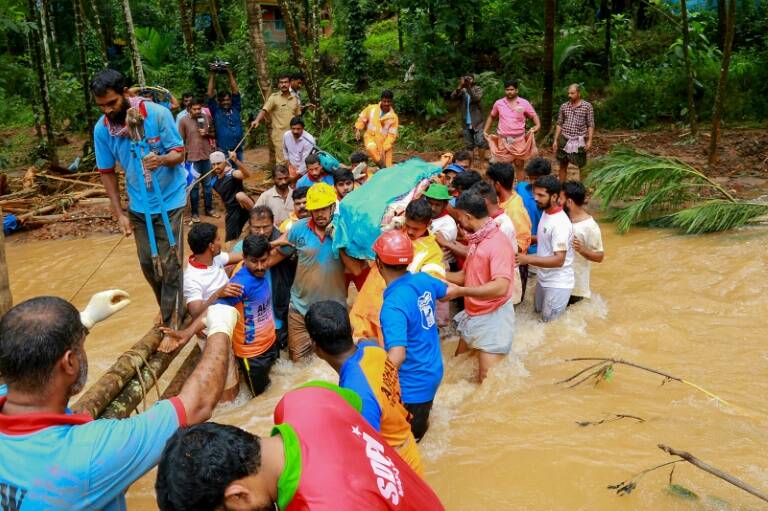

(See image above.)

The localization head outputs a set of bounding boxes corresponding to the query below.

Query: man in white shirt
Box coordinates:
[562,180,604,303]
[282,116,316,180]
[424,183,458,326]
[518,175,574,322]
[159,222,242,400]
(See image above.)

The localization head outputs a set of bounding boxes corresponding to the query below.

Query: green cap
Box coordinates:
[423,183,452,201]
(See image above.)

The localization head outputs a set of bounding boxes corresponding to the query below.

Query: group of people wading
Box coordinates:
[0,68,603,510]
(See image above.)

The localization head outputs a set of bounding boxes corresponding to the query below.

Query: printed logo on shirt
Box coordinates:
[417,291,436,330]
[0,482,27,511]
[351,425,404,505]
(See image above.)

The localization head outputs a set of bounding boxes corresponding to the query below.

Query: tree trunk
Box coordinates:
[277,0,320,108]
[308,0,324,123]
[25,35,44,142]
[38,0,52,68]
[0,208,12,319]
[708,0,735,164]
[42,0,61,70]
[121,0,145,87]
[27,0,58,165]
[245,0,276,166]
[74,0,95,137]
[541,0,556,135]
[87,0,109,64]
[178,0,196,57]
[209,0,225,43]
[396,2,404,53]
[717,0,726,50]
[602,0,611,82]
[680,0,697,135]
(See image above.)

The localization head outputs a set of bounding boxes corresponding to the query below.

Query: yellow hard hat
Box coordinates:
[306,182,337,210]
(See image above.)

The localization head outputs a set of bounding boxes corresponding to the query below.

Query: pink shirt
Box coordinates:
[490,97,537,137]
[464,228,515,315]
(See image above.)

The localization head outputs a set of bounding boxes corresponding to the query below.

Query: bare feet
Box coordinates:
[154,311,163,326]
[157,334,185,353]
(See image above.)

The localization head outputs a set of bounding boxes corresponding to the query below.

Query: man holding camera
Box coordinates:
[451,74,487,164]
[178,96,216,223]
[207,62,245,162]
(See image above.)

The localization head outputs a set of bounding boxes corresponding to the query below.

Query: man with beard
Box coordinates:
[254,165,295,228]
[207,65,245,162]
[278,186,309,233]
[267,183,365,362]
[252,74,300,164]
[483,79,541,182]
[517,175,575,322]
[355,90,399,168]
[0,291,241,510]
[446,191,516,383]
[92,69,186,330]
[282,116,316,181]
[178,96,217,223]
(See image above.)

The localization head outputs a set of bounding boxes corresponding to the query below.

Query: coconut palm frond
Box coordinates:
[601,183,695,233]
[585,148,735,208]
[652,201,768,234]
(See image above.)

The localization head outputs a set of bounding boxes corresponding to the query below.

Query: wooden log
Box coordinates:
[17,188,104,221]
[160,344,201,400]
[71,326,163,417]
[25,214,112,225]
[0,208,12,317]
[100,345,187,419]
[38,173,104,188]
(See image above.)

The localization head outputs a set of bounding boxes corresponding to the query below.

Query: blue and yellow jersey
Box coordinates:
[338,341,412,448]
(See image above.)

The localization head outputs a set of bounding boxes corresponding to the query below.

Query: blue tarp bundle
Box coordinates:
[3,213,18,235]
[332,158,441,260]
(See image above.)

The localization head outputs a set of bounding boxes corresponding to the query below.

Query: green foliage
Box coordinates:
[343,0,369,89]
[665,484,699,500]
[135,27,175,70]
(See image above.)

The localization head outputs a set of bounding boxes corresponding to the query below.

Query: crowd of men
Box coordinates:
[0,68,604,510]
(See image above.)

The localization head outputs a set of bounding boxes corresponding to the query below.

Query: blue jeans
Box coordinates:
[189,160,213,215]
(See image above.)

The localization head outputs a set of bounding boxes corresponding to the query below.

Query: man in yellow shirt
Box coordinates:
[251,74,300,164]
[354,90,399,168]
[486,162,533,298]
[350,198,444,344]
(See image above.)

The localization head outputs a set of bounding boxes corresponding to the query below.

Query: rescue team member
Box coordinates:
[155,384,445,510]
[518,175,575,323]
[306,301,423,474]
[92,69,186,329]
[234,206,298,351]
[0,292,240,510]
[350,199,445,344]
[267,183,366,361]
[447,191,516,383]
[376,230,461,442]
[295,153,334,189]
[163,235,279,397]
[210,150,254,242]
[355,90,399,168]
[157,223,241,402]
[279,186,310,233]
[252,73,300,164]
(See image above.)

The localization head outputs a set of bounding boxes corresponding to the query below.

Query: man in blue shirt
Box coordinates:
[207,66,245,162]
[516,156,552,255]
[92,69,186,329]
[0,290,240,510]
[375,230,460,442]
[295,153,335,189]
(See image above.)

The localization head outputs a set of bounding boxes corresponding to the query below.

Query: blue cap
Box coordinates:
[443,163,465,174]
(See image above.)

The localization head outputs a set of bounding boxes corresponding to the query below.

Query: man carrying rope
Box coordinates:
[92,69,186,331]
[0,291,242,510]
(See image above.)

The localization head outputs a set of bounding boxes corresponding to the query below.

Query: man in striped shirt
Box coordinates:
[553,84,595,182]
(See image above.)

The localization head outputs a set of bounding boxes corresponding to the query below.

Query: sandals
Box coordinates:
[188,215,200,225]
[206,210,221,219]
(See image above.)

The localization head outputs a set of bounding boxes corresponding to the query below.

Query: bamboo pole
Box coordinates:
[38,174,104,188]
[658,445,768,503]
[71,326,164,417]
[0,208,12,318]
[160,345,201,399]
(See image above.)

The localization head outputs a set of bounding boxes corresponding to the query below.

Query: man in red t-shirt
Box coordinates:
[155,383,445,511]
[446,190,516,382]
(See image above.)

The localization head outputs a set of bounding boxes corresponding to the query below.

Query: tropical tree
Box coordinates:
[541,0,555,135]
[177,0,195,58]
[73,0,94,137]
[121,0,145,86]
[343,0,368,90]
[277,0,319,109]
[244,0,275,164]
[679,0,697,135]
[708,0,735,164]
[26,0,57,164]
[586,148,768,234]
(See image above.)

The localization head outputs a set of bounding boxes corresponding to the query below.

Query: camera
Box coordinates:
[209,58,230,73]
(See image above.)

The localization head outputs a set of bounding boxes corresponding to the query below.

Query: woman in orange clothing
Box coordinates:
[354,90,399,168]
[350,199,445,344]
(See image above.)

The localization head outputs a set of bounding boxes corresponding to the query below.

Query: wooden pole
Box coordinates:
[71,326,164,417]
[160,345,201,399]
[0,208,12,318]
[658,444,768,503]
[708,0,736,164]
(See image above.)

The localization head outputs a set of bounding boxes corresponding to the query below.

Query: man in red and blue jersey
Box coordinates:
[0,291,240,510]
[305,300,423,473]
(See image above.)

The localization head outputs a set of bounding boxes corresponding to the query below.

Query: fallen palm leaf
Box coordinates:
[559,357,736,409]
[585,148,768,234]
[576,413,645,427]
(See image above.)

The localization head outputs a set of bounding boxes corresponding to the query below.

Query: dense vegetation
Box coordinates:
[0,0,767,166]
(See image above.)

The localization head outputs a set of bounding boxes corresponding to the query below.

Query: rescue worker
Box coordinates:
[155,384,445,510]
[354,90,399,169]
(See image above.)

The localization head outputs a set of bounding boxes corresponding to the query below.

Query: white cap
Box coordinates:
[210,151,226,164]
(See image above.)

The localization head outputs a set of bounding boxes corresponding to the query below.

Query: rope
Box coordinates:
[124,348,161,413]
[68,235,125,302]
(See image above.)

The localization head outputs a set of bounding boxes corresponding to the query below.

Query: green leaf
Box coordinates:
[603,366,614,382]
[666,484,699,500]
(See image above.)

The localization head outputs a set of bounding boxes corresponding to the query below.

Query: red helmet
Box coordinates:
[373,230,414,265]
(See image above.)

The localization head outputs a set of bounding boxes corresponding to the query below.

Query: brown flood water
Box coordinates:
[6,226,768,510]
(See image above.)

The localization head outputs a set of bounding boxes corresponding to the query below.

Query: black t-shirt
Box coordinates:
[212,169,244,210]
[269,226,297,319]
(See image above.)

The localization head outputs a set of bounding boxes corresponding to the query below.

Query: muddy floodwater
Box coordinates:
[6,226,768,510]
